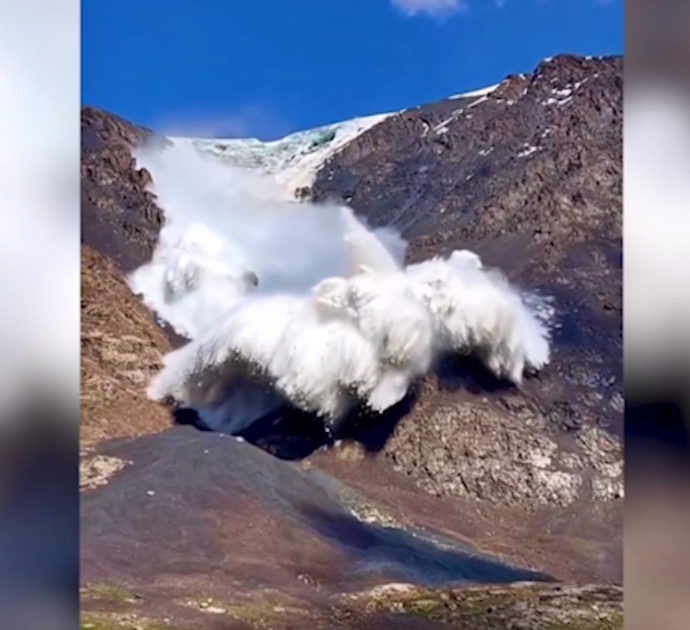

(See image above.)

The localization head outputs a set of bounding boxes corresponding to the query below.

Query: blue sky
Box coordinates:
[82,0,623,139]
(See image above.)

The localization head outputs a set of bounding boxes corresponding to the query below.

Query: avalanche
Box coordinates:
[130,125,551,435]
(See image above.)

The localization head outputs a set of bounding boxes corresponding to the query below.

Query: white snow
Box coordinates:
[517,144,539,158]
[542,88,574,107]
[449,83,500,101]
[467,94,491,109]
[433,91,495,134]
[177,112,392,198]
[131,138,552,435]
[552,87,573,98]
[433,110,462,134]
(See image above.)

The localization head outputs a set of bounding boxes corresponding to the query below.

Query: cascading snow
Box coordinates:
[129,135,551,435]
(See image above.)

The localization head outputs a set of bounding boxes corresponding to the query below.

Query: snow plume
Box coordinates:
[130,139,550,435]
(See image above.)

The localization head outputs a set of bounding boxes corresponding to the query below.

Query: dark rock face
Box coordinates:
[309,55,623,510]
[81,106,165,272]
[312,55,621,268]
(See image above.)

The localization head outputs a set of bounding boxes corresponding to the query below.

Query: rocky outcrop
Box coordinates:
[379,379,623,509]
[80,245,171,451]
[81,107,166,272]
[312,56,621,272]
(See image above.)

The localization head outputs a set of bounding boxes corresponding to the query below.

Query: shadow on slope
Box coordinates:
[171,355,521,461]
[300,504,552,586]
[82,425,551,595]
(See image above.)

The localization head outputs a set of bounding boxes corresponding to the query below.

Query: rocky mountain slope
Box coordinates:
[80,245,171,448]
[310,54,624,511]
[81,107,165,272]
[80,54,622,628]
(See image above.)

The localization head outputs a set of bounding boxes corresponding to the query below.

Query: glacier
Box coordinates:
[173,112,391,199]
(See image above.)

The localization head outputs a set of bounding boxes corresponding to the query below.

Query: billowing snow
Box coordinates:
[131,134,552,434]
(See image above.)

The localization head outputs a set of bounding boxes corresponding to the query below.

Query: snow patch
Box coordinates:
[420,120,431,138]
[467,94,491,109]
[552,87,573,98]
[448,83,499,100]
[517,144,539,158]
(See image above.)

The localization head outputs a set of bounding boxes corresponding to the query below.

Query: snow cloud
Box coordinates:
[130,140,551,436]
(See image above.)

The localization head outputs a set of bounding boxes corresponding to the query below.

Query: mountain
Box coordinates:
[80,54,622,629]
[310,54,624,510]
[81,107,166,272]
[187,112,392,199]
[80,245,171,450]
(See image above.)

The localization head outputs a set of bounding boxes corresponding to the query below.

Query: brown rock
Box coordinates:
[80,245,172,448]
[81,107,166,272]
